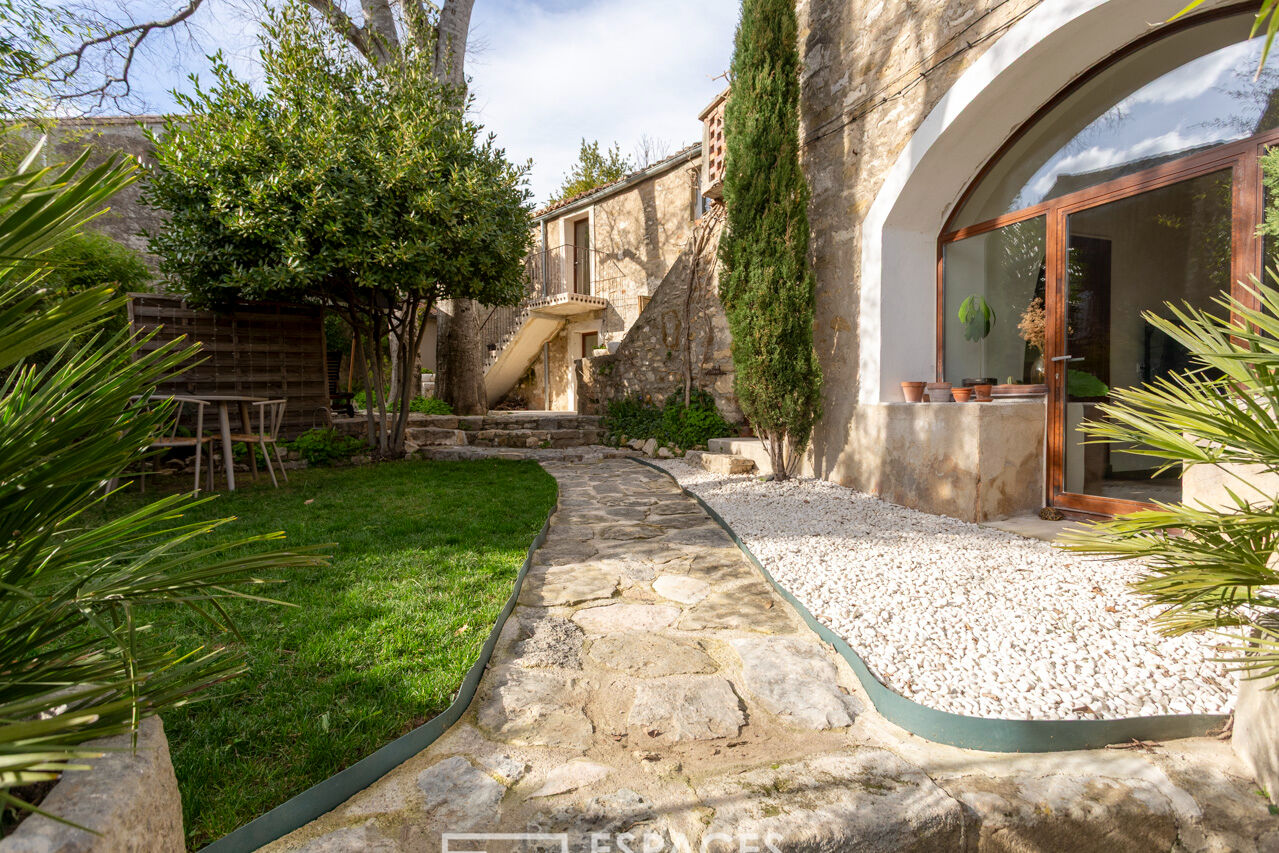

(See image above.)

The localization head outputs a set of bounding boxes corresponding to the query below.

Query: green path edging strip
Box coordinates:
[634,458,1228,753]
[202,505,556,853]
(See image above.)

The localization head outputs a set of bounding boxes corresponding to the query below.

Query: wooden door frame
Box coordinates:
[938,126,1279,516]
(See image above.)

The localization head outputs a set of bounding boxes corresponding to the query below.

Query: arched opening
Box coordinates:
[936,6,1274,515]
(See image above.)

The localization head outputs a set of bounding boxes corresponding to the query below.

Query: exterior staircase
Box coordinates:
[480,247,609,408]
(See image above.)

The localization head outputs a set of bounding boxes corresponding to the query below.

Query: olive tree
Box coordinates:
[143,2,532,455]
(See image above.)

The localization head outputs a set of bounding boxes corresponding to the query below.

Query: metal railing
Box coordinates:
[479,245,609,370]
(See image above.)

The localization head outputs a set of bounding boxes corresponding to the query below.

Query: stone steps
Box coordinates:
[685,449,757,475]
[334,412,604,451]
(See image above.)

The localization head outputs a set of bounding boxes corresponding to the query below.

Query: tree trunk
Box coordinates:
[430,0,486,414]
[438,298,487,414]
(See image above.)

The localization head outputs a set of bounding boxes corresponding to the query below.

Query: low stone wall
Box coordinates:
[577,225,739,423]
[335,413,603,450]
[0,716,183,853]
[823,400,1046,523]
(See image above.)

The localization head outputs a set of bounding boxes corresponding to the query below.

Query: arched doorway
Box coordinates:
[938,6,1277,515]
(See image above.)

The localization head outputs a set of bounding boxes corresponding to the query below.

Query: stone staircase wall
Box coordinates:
[576,219,739,422]
[334,413,603,450]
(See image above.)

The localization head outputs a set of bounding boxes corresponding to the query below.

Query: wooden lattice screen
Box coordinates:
[128,293,330,439]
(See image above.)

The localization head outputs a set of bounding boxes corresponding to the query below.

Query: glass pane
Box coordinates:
[954,12,1272,229]
[1063,169,1233,504]
[943,217,1046,386]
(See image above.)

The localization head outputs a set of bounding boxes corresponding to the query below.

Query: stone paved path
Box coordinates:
[268,459,1278,852]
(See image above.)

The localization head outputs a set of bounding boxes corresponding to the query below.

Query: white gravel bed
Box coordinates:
[654,460,1236,721]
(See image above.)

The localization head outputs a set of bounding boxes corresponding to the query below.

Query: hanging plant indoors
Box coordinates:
[957,293,998,389]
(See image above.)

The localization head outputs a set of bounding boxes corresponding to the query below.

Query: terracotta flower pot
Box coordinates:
[973,383,993,402]
[900,381,926,403]
[951,387,973,403]
[925,382,952,403]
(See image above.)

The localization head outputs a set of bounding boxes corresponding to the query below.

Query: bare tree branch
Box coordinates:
[304,0,373,58]
[42,0,207,111]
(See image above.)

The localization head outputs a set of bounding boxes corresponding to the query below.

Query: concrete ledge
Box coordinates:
[837,400,1045,522]
[1234,670,1279,803]
[0,716,183,853]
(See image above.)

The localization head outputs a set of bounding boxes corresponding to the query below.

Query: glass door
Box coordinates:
[573,218,591,295]
[1051,167,1235,513]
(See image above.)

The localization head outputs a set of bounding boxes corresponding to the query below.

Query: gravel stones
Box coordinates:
[572,602,680,634]
[476,668,593,749]
[732,637,863,729]
[510,618,584,669]
[416,757,507,832]
[698,751,969,852]
[656,460,1235,720]
[627,678,745,743]
[588,634,718,677]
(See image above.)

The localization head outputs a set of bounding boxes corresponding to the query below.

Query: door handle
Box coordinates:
[1051,355,1084,363]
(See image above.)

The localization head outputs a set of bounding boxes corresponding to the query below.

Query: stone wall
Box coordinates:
[12,116,168,264]
[591,160,701,345]
[577,214,739,422]
[797,0,1044,495]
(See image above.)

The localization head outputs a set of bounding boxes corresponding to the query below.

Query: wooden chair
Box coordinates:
[135,395,215,494]
[224,399,289,488]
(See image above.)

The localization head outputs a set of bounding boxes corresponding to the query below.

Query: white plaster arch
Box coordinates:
[857,0,1240,403]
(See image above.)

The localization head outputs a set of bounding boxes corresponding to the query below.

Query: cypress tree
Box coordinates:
[718,0,822,480]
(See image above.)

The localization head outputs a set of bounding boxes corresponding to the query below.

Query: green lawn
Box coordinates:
[93,459,557,848]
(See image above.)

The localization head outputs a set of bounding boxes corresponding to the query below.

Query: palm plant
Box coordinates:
[0,140,324,823]
[1059,277,1279,687]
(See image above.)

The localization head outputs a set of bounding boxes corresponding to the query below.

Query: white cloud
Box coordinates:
[1122,41,1256,108]
[1027,127,1234,200]
[467,0,738,202]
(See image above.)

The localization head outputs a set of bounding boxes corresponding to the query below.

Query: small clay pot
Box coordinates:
[973,383,993,402]
[951,387,973,403]
[900,381,926,403]
[925,382,952,403]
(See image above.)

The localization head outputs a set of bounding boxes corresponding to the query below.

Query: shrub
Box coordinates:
[353,390,453,415]
[603,395,662,446]
[40,230,151,299]
[603,390,732,451]
[288,427,365,466]
[408,396,452,415]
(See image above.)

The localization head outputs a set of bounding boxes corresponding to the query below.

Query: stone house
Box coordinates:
[484,143,725,411]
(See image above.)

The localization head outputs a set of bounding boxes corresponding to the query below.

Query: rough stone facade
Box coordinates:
[796,0,1045,489]
[12,116,167,264]
[577,213,739,422]
[512,147,721,413]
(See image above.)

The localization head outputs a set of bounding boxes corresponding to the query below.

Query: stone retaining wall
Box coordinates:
[335,413,603,450]
[0,717,183,853]
[576,222,739,423]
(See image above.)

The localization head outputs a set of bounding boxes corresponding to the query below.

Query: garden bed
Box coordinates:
[655,460,1235,722]
[89,459,557,848]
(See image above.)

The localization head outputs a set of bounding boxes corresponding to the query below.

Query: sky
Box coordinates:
[110,0,740,203]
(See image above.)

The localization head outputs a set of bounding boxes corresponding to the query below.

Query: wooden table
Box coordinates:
[198,394,268,491]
